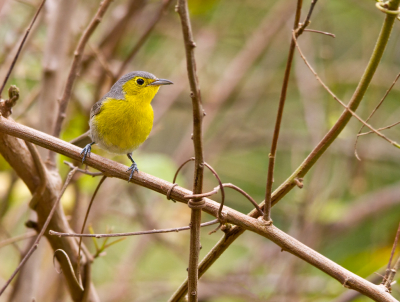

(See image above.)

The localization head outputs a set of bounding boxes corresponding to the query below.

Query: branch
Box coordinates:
[0,119,397,302]
[0,0,46,97]
[354,72,400,159]
[177,0,205,300]
[0,232,36,249]
[49,219,219,238]
[0,167,77,296]
[169,0,400,298]
[264,0,306,221]
[292,31,400,150]
[49,0,113,166]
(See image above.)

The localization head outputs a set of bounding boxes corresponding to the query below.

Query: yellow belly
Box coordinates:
[90,97,154,154]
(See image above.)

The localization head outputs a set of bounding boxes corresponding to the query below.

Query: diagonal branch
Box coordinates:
[0,118,398,302]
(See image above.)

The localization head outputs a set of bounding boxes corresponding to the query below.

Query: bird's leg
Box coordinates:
[81,142,95,163]
[126,153,139,182]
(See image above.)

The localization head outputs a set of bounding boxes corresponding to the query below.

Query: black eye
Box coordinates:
[136,78,144,85]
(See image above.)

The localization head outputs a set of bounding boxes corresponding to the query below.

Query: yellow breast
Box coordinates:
[91,96,154,154]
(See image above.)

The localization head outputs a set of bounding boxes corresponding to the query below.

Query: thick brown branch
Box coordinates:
[0,118,397,302]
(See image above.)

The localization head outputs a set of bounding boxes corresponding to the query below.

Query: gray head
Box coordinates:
[104,71,172,100]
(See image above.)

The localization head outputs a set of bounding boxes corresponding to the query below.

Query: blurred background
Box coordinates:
[0,0,400,301]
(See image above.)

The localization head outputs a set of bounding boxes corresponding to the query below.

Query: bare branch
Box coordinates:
[177,0,205,300]
[0,232,36,249]
[264,0,305,222]
[0,119,398,302]
[49,220,219,238]
[169,1,400,298]
[381,223,400,291]
[0,0,46,97]
[0,167,78,296]
[293,31,400,150]
[354,72,400,159]
[77,175,107,287]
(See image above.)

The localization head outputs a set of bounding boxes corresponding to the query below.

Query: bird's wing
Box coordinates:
[90,100,103,118]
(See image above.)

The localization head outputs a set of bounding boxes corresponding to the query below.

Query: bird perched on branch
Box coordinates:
[74,71,173,181]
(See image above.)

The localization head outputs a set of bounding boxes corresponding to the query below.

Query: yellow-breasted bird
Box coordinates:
[79,71,173,181]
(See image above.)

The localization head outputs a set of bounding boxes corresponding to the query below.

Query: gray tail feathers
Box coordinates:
[70,130,92,147]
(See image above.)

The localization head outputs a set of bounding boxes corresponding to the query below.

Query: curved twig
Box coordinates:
[76,175,107,287]
[53,249,84,291]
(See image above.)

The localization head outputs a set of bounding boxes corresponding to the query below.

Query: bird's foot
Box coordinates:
[81,143,94,163]
[127,163,139,182]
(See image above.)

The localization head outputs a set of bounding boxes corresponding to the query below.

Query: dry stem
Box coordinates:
[177,0,205,300]
[49,220,219,238]
[0,167,77,296]
[264,0,305,221]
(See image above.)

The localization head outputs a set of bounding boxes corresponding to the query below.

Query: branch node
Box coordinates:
[257,216,273,226]
[166,183,178,202]
[294,177,304,188]
[187,199,206,210]
[376,1,400,17]
[343,277,352,288]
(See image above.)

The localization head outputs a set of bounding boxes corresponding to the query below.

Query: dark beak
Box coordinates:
[148,78,173,86]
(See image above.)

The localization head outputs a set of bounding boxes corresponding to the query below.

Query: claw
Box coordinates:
[127,163,139,182]
[81,142,94,163]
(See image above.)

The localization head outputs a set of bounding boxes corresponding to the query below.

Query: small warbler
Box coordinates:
[80,71,173,181]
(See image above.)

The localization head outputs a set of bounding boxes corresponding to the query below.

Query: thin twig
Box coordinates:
[115,0,173,80]
[0,231,37,249]
[382,222,400,290]
[49,0,113,166]
[293,31,400,149]
[76,175,107,287]
[264,0,306,222]
[0,167,77,296]
[358,121,400,136]
[0,0,46,97]
[354,72,400,160]
[49,220,219,238]
[304,29,336,37]
[63,161,104,177]
[177,0,205,299]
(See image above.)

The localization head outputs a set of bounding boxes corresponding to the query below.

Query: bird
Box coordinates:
[78,71,173,181]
